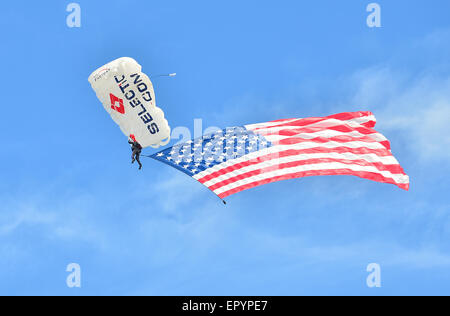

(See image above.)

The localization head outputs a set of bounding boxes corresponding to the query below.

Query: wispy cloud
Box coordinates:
[349,66,450,162]
[0,193,110,251]
[244,228,450,269]
[0,205,56,236]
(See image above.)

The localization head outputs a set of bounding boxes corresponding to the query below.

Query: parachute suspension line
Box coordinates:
[150,73,177,79]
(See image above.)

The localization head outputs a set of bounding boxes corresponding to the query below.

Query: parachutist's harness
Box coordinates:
[129,140,143,169]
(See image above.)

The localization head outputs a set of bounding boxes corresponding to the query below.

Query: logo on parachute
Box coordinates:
[114,73,160,135]
[92,68,111,82]
[109,93,125,114]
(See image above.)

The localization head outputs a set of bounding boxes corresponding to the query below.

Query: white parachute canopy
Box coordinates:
[88,57,171,148]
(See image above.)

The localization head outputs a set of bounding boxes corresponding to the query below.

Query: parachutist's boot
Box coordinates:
[139,164,142,170]
[132,159,135,164]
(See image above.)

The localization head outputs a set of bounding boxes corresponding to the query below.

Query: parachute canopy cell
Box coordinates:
[88,57,171,148]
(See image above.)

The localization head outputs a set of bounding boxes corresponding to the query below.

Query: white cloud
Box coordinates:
[349,67,450,162]
[0,206,56,236]
[152,170,206,213]
[0,193,110,251]
[245,229,450,269]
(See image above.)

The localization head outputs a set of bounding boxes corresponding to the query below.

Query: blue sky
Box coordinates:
[0,0,449,295]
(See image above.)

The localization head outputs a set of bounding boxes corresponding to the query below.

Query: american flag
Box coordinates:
[150,111,409,200]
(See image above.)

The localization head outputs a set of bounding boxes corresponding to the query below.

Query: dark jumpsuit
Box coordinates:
[129,140,143,169]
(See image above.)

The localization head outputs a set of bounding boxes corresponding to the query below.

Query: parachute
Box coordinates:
[88,57,170,148]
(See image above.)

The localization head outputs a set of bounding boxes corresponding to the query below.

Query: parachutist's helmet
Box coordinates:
[130,134,137,142]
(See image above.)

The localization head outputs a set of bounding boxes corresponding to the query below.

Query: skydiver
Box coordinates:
[129,134,143,170]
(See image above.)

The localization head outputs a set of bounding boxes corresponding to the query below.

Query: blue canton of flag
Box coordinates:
[150,126,272,177]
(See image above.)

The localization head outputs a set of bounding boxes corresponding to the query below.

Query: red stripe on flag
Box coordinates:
[276,135,382,146]
[252,111,375,131]
[257,123,390,150]
[197,146,399,184]
[217,169,409,199]
[207,157,406,192]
